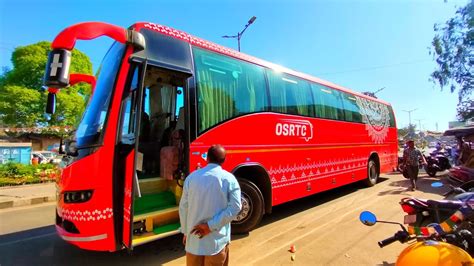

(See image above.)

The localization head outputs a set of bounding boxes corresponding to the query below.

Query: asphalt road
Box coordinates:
[0,172,450,265]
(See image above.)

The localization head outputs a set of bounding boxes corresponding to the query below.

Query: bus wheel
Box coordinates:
[232,180,264,234]
[364,160,379,187]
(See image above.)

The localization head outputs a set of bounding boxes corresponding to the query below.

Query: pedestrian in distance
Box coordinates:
[403,140,427,191]
[179,144,242,266]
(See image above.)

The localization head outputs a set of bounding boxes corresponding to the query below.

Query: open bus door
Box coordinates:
[118,58,192,249]
[117,63,147,250]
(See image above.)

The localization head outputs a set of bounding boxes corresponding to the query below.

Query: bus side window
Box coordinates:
[341,92,362,123]
[267,70,314,117]
[310,83,344,121]
[193,47,267,133]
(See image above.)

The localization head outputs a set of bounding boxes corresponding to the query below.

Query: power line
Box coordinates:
[316,59,431,76]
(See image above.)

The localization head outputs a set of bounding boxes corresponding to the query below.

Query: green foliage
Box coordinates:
[0,162,35,177]
[398,124,417,139]
[0,41,93,128]
[456,99,474,121]
[0,85,44,126]
[0,162,59,187]
[49,89,86,126]
[431,0,473,120]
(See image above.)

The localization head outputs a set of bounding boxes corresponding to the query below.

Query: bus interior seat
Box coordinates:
[160,108,184,181]
[160,130,183,180]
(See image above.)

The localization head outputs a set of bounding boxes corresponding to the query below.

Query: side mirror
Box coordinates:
[65,140,78,157]
[46,92,56,114]
[359,211,377,226]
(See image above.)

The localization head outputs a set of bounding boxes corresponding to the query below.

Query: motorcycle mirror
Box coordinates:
[359,211,377,226]
[431,182,444,188]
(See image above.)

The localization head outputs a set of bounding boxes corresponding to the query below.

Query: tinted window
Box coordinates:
[310,83,344,120]
[267,71,314,116]
[75,42,126,147]
[193,47,268,133]
[341,92,363,123]
[120,68,139,144]
[388,105,396,127]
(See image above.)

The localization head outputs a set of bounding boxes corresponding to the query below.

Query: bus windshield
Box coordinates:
[75,42,126,148]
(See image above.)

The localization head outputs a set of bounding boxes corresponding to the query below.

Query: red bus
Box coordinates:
[44,22,398,252]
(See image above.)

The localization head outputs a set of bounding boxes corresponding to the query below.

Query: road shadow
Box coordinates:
[377,172,450,197]
[0,225,186,265]
[377,262,395,266]
[257,179,379,229]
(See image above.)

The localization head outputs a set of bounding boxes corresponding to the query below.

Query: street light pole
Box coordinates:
[402,108,417,127]
[362,87,385,98]
[222,16,257,52]
[403,108,417,139]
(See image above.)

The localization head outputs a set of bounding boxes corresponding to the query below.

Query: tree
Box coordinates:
[0,41,93,127]
[431,0,473,121]
[456,99,474,120]
[398,124,417,140]
[0,85,43,127]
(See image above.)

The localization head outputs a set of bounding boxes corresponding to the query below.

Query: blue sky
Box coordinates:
[0,0,468,131]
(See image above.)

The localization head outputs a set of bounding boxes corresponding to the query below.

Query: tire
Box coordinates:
[364,160,379,187]
[232,180,264,234]
[426,168,437,177]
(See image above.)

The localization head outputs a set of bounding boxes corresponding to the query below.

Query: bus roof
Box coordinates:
[133,22,390,106]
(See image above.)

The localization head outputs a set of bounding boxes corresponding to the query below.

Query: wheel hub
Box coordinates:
[235,193,251,222]
[370,164,377,181]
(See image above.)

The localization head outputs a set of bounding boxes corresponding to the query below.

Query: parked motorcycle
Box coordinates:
[448,166,474,185]
[359,209,473,265]
[424,151,452,177]
[398,182,474,255]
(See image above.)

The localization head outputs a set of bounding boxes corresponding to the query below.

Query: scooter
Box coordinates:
[359,210,473,265]
[424,152,452,177]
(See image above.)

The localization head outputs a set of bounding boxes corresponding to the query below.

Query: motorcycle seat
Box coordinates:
[425,199,464,210]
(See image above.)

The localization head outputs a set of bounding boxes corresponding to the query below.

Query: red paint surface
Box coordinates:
[122,149,135,248]
[52,22,127,50]
[190,113,398,206]
[70,73,96,91]
[56,47,133,251]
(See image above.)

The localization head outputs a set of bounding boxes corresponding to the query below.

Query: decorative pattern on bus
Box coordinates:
[58,207,113,222]
[269,153,395,188]
[355,96,390,144]
[143,23,258,64]
[124,204,131,223]
[379,153,397,165]
[123,187,132,223]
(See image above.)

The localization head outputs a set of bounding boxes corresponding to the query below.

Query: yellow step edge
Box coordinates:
[132,229,180,247]
[133,206,179,222]
[138,177,169,195]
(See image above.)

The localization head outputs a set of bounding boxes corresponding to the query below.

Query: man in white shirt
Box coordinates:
[179,144,242,266]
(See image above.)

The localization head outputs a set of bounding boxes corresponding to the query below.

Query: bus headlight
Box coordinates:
[63,190,93,203]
